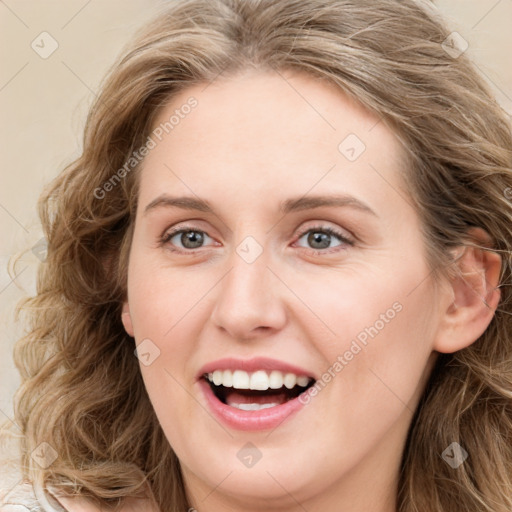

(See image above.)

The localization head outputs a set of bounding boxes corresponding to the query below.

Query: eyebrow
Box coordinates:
[143,194,377,217]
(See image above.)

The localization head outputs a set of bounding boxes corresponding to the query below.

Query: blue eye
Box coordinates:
[295,226,353,252]
[161,228,214,251]
[160,224,353,255]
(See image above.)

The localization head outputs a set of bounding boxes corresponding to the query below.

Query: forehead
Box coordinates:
[151,68,388,147]
[137,69,408,216]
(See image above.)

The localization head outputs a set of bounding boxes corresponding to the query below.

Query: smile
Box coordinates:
[198,358,316,431]
[205,369,314,410]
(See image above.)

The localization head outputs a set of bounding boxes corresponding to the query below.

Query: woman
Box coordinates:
[2,0,511,511]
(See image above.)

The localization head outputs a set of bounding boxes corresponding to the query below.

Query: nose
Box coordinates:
[210,245,288,341]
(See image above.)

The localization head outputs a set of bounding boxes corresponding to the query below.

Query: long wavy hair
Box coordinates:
[5,0,512,510]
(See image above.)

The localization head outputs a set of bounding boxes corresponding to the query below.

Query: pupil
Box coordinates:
[182,231,203,249]
[180,230,331,250]
[308,231,330,249]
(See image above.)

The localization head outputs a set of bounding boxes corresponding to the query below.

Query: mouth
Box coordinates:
[197,358,317,430]
[203,369,315,411]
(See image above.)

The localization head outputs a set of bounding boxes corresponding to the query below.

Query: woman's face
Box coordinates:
[122,70,447,510]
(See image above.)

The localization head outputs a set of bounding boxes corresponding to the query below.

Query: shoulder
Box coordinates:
[1,482,159,512]
[0,481,95,512]
[0,481,64,512]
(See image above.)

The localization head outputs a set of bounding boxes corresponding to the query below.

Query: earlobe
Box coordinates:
[434,228,501,354]
[121,302,135,337]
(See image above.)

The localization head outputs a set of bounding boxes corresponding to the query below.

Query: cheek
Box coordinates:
[288,256,435,355]
[319,282,438,453]
[125,253,203,398]
[299,257,438,425]
[127,249,208,341]
[129,264,207,453]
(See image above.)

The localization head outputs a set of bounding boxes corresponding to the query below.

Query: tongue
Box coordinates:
[224,389,290,407]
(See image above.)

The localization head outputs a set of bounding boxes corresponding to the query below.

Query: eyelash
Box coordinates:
[160,223,354,256]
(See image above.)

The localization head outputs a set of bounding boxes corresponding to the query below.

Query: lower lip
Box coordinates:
[199,379,306,431]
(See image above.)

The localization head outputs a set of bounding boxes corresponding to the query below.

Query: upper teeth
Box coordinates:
[206,370,311,391]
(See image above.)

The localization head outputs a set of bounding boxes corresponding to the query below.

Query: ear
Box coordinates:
[121,301,135,337]
[433,228,501,354]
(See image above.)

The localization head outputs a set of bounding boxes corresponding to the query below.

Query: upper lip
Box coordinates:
[197,357,317,381]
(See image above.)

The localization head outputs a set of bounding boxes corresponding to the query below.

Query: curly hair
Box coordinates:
[4,0,512,511]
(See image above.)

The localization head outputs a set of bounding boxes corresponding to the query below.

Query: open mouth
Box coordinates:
[203,369,315,411]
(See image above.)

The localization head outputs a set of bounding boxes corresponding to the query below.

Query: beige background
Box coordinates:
[1,0,511,490]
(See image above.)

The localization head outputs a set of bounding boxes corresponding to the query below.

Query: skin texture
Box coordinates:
[121,69,501,512]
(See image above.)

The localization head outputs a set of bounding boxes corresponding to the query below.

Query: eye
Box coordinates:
[294,225,353,253]
[160,223,354,255]
[161,226,216,252]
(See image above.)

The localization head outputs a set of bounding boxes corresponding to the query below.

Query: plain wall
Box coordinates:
[1,0,511,490]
